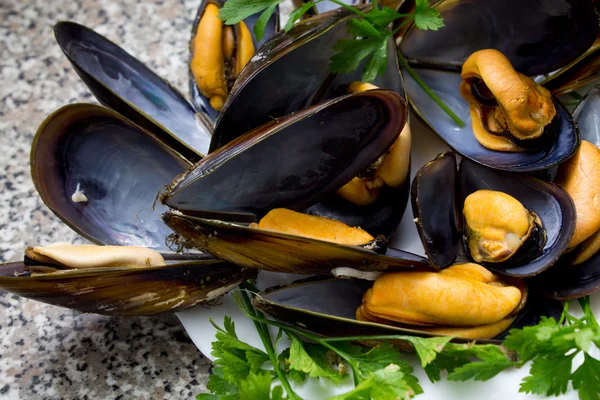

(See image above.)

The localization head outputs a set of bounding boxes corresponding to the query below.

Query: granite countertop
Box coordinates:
[0,0,253,398]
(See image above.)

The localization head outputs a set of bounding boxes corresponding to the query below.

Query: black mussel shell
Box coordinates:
[534,251,600,300]
[54,21,211,162]
[404,67,580,172]
[162,212,429,276]
[188,0,280,121]
[31,104,191,251]
[253,277,563,343]
[411,152,459,268]
[399,0,599,76]
[0,256,252,316]
[531,85,600,299]
[161,90,407,217]
[292,0,368,18]
[210,5,405,151]
[543,40,600,95]
[411,153,576,277]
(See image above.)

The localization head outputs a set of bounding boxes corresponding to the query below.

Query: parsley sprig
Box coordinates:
[198,283,599,400]
[218,0,465,126]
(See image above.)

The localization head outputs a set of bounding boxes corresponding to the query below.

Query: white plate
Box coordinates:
[177,115,600,398]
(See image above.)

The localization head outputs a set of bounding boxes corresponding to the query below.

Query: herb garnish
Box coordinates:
[197,283,599,400]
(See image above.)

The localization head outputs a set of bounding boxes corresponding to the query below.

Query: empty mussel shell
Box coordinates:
[31,104,191,251]
[189,0,280,120]
[210,5,404,151]
[161,89,407,218]
[399,0,599,76]
[54,21,211,162]
[252,276,562,343]
[573,84,600,147]
[403,67,579,171]
[0,255,251,316]
[411,152,576,277]
[162,212,429,276]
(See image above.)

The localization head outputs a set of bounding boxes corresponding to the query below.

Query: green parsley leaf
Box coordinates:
[254,4,278,41]
[285,2,315,32]
[519,354,575,396]
[404,336,454,367]
[414,0,444,30]
[218,0,283,25]
[238,370,273,400]
[329,36,390,82]
[347,19,383,38]
[329,364,415,400]
[503,316,560,361]
[571,353,600,400]
[206,366,237,395]
[288,334,347,383]
[447,359,514,382]
[365,7,405,28]
[278,348,306,383]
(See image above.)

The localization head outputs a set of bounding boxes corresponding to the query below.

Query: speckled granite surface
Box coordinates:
[0,0,296,398]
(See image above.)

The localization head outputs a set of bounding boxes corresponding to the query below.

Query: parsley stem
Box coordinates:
[238,286,300,400]
[397,52,465,127]
[568,91,583,100]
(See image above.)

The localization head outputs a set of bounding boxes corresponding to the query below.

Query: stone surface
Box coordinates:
[0,0,291,398]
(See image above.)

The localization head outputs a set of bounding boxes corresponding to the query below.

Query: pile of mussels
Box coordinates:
[2,0,600,343]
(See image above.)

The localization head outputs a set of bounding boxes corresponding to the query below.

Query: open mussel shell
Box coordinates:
[54,21,211,162]
[162,212,429,276]
[31,104,191,251]
[253,277,563,344]
[161,89,407,217]
[412,153,576,278]
[210,5,405,151]
[403,67,579,172]
[291,0,368,18]
[532,85,600,299]
[0,257,252,316]
[399,0,599,76]
[188,0,280,121]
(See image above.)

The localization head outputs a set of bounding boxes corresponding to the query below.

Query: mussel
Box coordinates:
[160,88,428,276]
[206,6,409,237]
[253,274,562,342]
[396,0,599,171]
[189,0,279,119]
[460,50,558,152]
[1,244,251,316]
[534,85,600,299]
[411,152,575,277]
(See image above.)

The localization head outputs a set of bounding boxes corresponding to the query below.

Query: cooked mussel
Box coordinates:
[534,86,600,298]
[397,0,596,170]
[54,21,212,162]
[162,207,429,277]
[0,244,252,316]
[411,152,575,277]
[460,50,558,152]
[463,190,546,265]
[161,89,407,217]
[189,0,279,119]
[356,263,526,339]
[253,275,562,342]
[31,104,191,251]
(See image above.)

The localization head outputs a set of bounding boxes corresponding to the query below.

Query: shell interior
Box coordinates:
[404,67,579,171]
[54,21,211,162]
[31,104,191,251]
